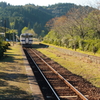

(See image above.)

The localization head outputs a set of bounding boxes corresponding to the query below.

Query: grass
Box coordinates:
[42,42,100,57]
[37,45,100,87]
[0,43,34,100]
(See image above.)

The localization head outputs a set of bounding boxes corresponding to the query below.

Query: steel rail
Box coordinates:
[27,48,61,100]
[30,48,88,100]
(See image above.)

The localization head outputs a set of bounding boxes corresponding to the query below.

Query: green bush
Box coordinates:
[93,46,98,54]
[78,39,100,53]
[0,41,10,58]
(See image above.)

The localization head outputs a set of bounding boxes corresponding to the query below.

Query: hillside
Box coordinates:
[0,2,92,37]
[0,3,53,36]
[37,3,83,17]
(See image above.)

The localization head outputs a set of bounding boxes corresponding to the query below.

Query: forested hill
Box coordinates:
[37,3,85,17]
[0,2,53,36]
[0,2,91,36]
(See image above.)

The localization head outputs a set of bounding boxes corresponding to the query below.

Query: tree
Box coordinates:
[27,29,37,37]
[84,10,100,39]
[33,22,42,36]
[21,27,29,33]
[14,19,19,29]
[6,29,18,41]
[21,27,37,37]
[66,7,91,39]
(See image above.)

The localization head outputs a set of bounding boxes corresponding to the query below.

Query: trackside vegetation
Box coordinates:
[0,38,10,58]
[43,8,100,54]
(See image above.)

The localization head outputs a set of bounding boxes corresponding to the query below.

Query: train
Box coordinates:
[20,33,33,47]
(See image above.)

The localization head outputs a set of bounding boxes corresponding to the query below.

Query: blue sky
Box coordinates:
[0,0,99,7]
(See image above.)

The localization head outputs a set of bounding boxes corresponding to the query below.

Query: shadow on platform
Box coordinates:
[0,71,40,100]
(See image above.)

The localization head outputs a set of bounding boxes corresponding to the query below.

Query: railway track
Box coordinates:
[23,47,100,100]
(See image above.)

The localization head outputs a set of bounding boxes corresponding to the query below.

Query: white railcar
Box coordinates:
[20,33,33,47]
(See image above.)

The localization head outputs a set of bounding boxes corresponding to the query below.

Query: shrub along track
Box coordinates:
[23,47,100,100]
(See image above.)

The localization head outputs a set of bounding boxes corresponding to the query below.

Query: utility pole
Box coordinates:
[13,31,15,46]
[4,20,6,41]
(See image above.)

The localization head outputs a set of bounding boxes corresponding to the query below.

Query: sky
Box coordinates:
[0,0,99,7]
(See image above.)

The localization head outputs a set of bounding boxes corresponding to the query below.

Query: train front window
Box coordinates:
[29,35,33,38]
[21,35,25,38]
[21,34,33,38]
[25,34,28,38]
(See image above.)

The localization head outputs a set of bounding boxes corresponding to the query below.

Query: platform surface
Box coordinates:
[0,43,44,100]
[22,48,44,100]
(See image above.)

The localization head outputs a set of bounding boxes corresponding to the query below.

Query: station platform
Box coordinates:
[0,43,44,100]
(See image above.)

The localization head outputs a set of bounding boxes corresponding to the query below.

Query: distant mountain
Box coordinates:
[37,3,78,17]
[36,3,92,17]
[0,2,92,36]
